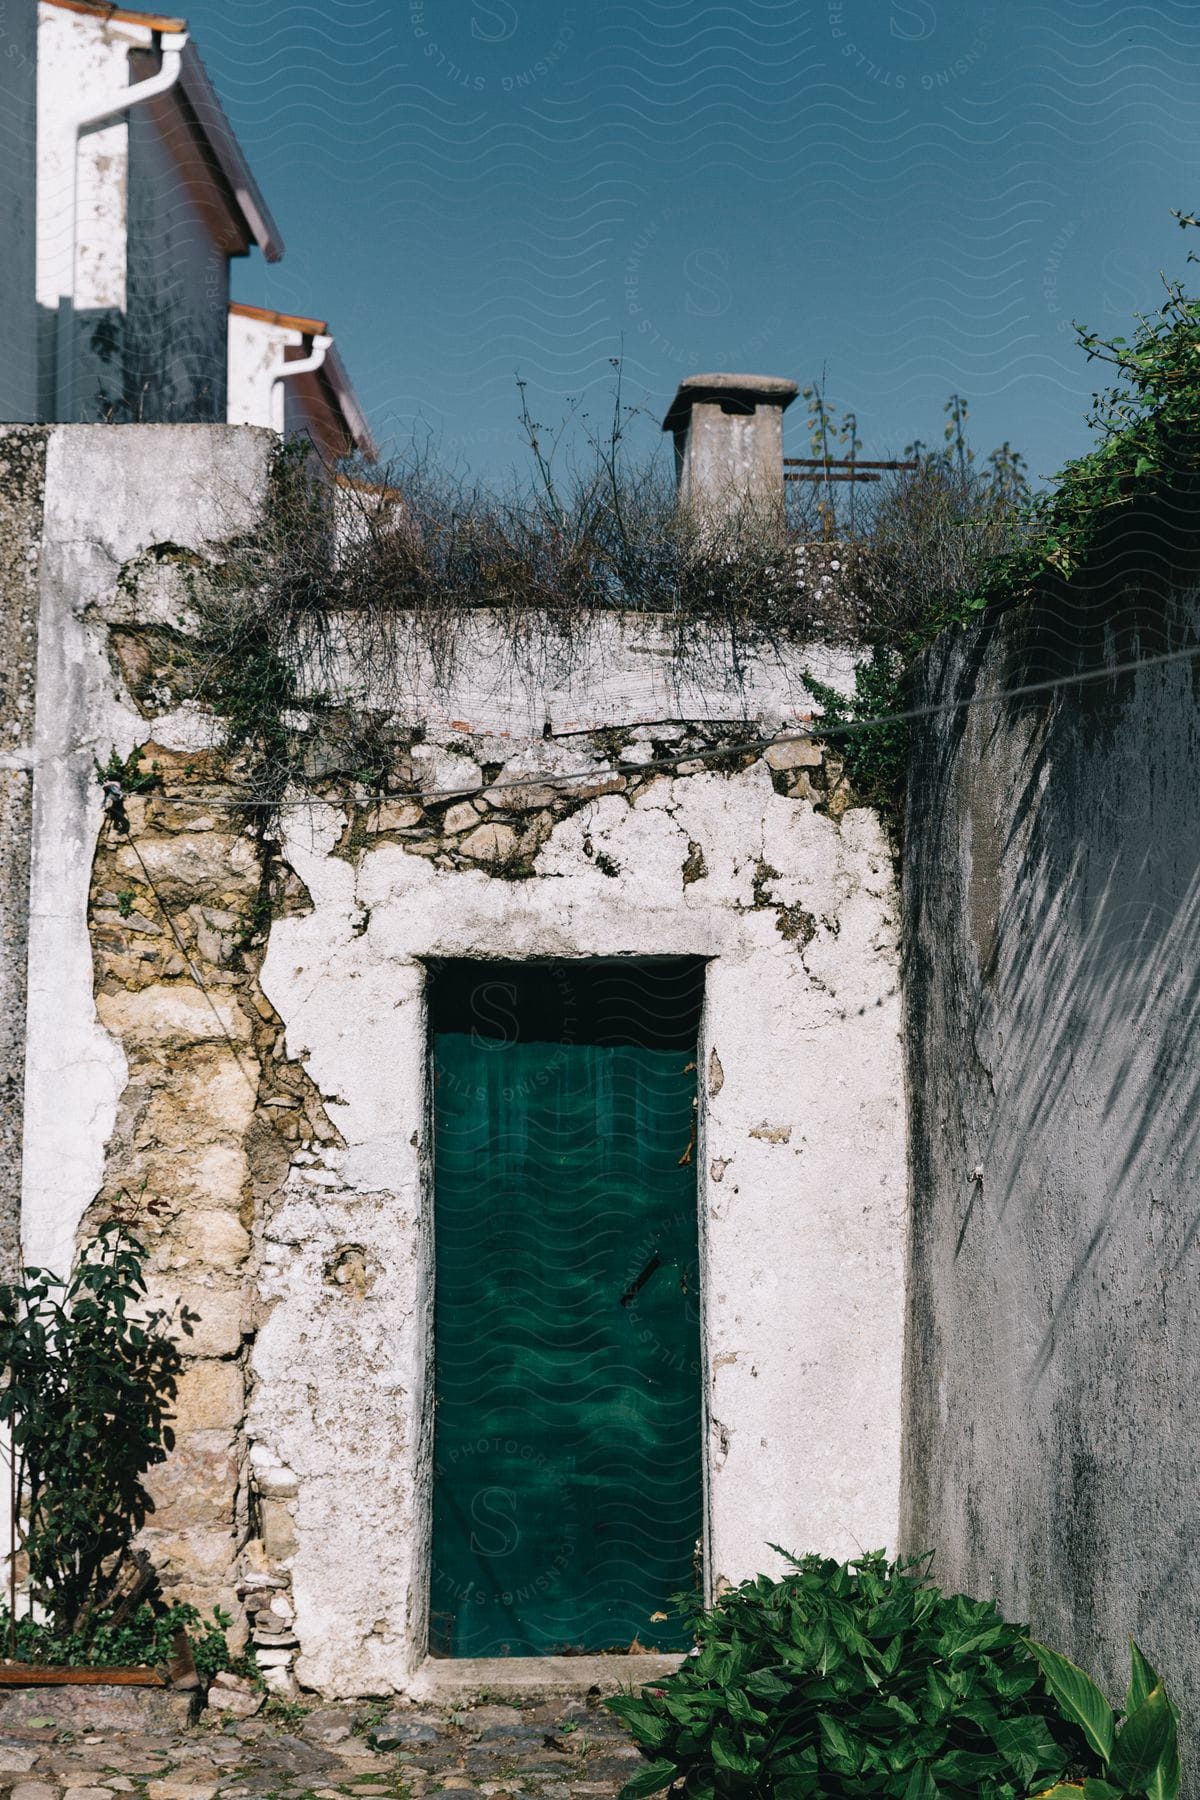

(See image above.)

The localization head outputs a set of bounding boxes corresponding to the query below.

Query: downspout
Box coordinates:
[54,30,189,420]
[269,334,334,435]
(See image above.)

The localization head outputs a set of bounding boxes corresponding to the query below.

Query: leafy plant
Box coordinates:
[93,747,162,835]
[1026,1638,1180,1800]
[0,1600,236,1679]
[93,745,161,797]
[960,226,1200,618]
[606,1551,1179,1800]
[804,648,908,825]
[0,1221,195,1641]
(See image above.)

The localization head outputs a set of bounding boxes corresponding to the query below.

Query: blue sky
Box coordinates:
[185,0,1200,489]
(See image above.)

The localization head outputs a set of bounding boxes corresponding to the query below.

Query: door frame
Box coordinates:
[416,953,716,1669]
[250,806,906,1697]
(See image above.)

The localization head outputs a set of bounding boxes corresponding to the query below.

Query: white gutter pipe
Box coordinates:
[269,334,334,434]
[54,31,189,419]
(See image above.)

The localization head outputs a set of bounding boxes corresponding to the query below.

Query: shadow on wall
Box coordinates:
[901,558,1200,1737]
[35,297,226,424]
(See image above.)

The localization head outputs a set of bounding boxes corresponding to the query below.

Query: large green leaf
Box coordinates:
[883,1694,920,1727]
[819,1712,862,1774]
[1108,1684,1178,1800]
[1025,1640,1115,1762]
[1143,1731,1180,1800]
[923,1667,953,1724]
[944,1624,1010,1662]
[744,1668,792,1703]
[726,1688,769,1727]
[903,1763,940,1800]
[618,1759,679,1798]
[1124,1643,1160,1722]
[991,1711,1068,1786]
[711,1726,760,1775]
[932,1747,1012,1785]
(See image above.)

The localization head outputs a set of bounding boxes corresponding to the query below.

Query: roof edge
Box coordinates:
[230,300,328,336]
[322,342,379,462]
[41,0,284,263]
[177,41,284,262]
[42,0,188,32]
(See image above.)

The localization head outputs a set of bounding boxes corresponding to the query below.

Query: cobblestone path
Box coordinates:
[0,1693,647,1800]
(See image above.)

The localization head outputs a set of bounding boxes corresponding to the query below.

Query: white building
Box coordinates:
[35,0,282,424]
[227,303,378,462]
[3,0,374,457]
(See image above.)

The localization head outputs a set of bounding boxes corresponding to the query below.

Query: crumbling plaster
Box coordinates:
[257,748,905,1694]
[17,423,905,1696]
[23,425,273,1273]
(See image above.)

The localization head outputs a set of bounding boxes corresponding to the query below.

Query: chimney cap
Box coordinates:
[662,372,799,434]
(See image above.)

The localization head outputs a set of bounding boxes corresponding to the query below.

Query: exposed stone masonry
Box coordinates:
[85,739,330,1686]
[327,715,852,877]
[82,632,858,1688]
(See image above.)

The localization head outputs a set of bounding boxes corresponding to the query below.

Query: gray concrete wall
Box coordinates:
[0,0,38,423]
[901,569,1200,1742]
[0,427,47,1275]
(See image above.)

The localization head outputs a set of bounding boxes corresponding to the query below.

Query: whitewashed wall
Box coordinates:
[14,424,906,1694]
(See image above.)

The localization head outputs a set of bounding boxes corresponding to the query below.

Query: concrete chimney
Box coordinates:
[662,372,799,515]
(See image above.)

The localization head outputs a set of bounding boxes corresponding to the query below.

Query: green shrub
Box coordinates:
[0,1220,195,1642]
[0,1601,236,1680]
[606,1551,1180,1800]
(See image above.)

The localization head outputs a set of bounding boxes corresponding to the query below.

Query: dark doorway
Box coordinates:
[428,958,705,1658]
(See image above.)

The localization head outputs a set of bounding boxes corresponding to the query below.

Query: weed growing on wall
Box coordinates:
[607,1550,1181,1800]
[173,377,1028,842]
[804,648,909,821]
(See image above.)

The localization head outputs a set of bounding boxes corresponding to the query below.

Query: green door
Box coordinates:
[430,960,704,1658]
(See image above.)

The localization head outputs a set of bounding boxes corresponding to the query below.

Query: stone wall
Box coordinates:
[83,738,326,1653]
[901,573,1200,1738]
[0,428,46,1277]
[16,423,276,1645]
[12,423,907,1695]
[251,705,905,1693]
